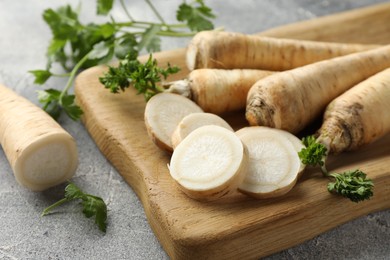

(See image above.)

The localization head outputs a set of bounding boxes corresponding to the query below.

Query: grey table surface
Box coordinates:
[0,1,389,259]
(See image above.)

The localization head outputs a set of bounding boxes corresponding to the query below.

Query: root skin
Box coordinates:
[0,84,78,191]
[187,31,379,71]
[188,69,273,114]
[246,45,390,134]
[318,67,390,154]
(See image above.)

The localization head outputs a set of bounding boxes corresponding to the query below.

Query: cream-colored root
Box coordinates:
[186,31,380,71]
[318,67,390,154]
[165,68,274,114]
[144,93,203,152]
[246,45,390,134]
[0,84,78,191]
[235,127,301,199]
[169,125,247,201]
[171,113,233,149]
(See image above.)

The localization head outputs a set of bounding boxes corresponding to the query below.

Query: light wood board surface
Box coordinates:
[75,3,390,259]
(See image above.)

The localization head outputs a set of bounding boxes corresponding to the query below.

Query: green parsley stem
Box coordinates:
[51,73,71,78]
[58,51,91,105]
[41,198,68,217]
[117,28,196,37]
[145,0,166,25]
[115,21,189,29]
[119,0,134,21]
[157,31,197,37]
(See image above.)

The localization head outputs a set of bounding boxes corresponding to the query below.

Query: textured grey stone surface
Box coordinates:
[0,1,389,259]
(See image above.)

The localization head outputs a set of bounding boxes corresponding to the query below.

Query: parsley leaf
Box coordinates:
[176,0,216,31]
[328,170,374,203]
[138,24,162,53]
[299,135,374,202]
[37,89,62,120]
[97,0,114,15]
[31,1,216,121]
[114,34,138,59]
[42,182,108,233]
[30,70,52,85]
[37,89,83,121]
[61,94,84,121]
[99,51,180,100]
[298,135,327,167]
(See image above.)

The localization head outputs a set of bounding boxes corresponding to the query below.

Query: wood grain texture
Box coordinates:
[75,3,390,260]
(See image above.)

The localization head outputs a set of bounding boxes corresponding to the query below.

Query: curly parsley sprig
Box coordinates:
[30,0,216,120]
[298,135,374,203]
[99,51,180,100]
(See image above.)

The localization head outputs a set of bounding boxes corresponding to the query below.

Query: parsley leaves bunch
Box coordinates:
[298,136,374,202]
[30,0,216,120]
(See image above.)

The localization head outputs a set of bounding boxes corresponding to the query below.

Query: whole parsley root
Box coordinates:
[317,68,390,154]
[100,55,274,115]
[186,31,379,71]
[246,45,390,134]
[0,84,78,191]
[299,67,390,202]
[165,68,274,114]
[297,67,390,202]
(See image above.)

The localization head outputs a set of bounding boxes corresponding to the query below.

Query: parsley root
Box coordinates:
[236,127,302,199]
[246,45,390,134]
[186,31,379,71]
[0,84,78,191]
[144,93,203,152]
[171,112,233,149]
[297,68,390,203]
[166,68,273,114]
[169,125,247,201]
[317,67,390,154]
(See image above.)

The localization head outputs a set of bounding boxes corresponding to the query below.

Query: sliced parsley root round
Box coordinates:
[169,125,247,201]
[144,93,203,152]
[235,127,301,199]
[0,84,78,191]
[171,112,233,149]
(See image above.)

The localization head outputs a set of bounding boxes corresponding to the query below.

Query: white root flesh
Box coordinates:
[0,84,78,191]
[171,112,233,149]
[235,126,301,199]
[169,125,247,201]
[248,127,306,177]
[144,93,203,152]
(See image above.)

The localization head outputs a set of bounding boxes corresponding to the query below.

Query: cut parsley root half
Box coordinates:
[171,112,233,149]
[0,84,78,191]
[235,127,302,199]
[144,93,203,152]
[168,125,247,201]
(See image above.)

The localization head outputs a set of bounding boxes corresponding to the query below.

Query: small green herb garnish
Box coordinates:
[99,51,180,100]
[41,182,108,232]
[30,0,216,121]
[298,135,374,203]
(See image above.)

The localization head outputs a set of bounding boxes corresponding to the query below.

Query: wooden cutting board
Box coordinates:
[75,3,390,259]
